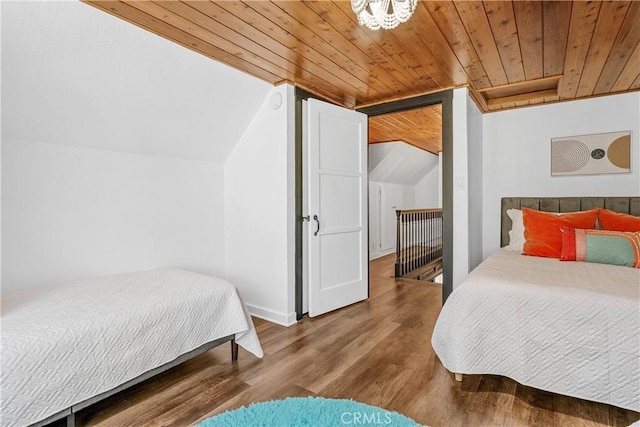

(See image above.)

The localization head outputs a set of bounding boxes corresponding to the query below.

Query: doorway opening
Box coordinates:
[367,104,443,284]
[359,91,453,307]
[295,89,453,320]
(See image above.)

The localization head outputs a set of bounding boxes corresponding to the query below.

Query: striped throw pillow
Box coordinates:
[560,227,640,268]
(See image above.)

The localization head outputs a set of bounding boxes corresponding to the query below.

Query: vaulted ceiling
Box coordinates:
[369,105,442,154]
[84,1,639,114]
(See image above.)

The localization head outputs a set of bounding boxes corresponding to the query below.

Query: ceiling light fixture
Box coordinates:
[351,0,417,30]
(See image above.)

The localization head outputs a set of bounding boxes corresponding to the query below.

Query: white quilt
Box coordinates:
[432,250,640,412]
[1,269,263,427]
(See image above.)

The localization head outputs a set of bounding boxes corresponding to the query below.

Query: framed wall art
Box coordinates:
[551,131,631,176]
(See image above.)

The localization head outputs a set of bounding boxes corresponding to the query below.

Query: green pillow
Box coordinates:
[560,227,640,268]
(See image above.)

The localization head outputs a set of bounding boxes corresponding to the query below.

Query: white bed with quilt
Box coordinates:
[432,197,640,412]
[1,268,263,427]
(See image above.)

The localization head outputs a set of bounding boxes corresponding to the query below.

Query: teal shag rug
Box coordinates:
[198,396,422,427]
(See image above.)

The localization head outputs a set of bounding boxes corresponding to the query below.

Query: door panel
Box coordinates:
[307,98,368,317]
[319,174,361,230]
[319,231,363,290]
[318,116,362,172]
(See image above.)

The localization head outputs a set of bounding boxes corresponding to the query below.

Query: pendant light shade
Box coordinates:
[351,0,417,30]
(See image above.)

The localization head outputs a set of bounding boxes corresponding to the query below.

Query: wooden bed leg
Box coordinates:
[231,339,238,361]
[454,373,463,382]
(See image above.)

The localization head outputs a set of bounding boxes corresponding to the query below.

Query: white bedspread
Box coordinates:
[1,268,263,427]
[432,250,640,412]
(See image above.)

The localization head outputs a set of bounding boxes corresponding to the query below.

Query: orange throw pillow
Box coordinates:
[598,209,640,232]
[522,208,599,258]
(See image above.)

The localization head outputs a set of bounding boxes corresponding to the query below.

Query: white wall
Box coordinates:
[414,158,441,208]
[438,153,443,208]
[369,141,439,184]
[368,142,439,260]
[1,0,3,285]
[224,85,296,326]
[451,88,471,288]
[2,138,225,289]
[482,92,640,258]
[467,95,484,271]
[2,0,276,297]
[369,181,415,259]
[2,1,270,163]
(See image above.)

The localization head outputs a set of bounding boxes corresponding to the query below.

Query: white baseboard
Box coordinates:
[369,248,395,261]
[247,303,297,327]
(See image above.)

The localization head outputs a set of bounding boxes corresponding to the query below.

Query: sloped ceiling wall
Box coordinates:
[1,1,271,162]
[369,142,439,185]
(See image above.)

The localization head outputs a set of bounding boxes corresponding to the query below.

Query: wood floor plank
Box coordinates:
[193,382,316,425]
[319,357,391,400]
[400,363,470,426]
[462,376,520,426]
[296,320,402,394]
[138,377,250,427]
[142,374,247,421]
[80,364,239,426]
[72,255,640,426]
[77,355,233,425]
[236,342,322,386]
[350,364,417,408]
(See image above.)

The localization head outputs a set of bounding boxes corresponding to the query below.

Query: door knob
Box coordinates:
[313,215,320,236]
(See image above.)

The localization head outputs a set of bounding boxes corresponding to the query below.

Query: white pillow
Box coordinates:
[506,208,525,251]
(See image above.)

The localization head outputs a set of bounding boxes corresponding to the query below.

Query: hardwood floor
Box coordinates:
[74,254,639,427]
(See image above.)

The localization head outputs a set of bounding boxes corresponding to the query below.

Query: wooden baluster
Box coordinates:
[409,212,413,273]
[421,211,425,267]
[430,211,434,263]
[433,210,437,261]
[422,212,424,266]
[413,212,420,270]
[408,212,411,275]
[417,212,420,269]
[438,211,442,259]
[405,212,409,275]
[403,212,407,276]
[412,212,416,272]
[391,209,444,277]
[400,212,404,276]
[428,212,431,264]
[395,209,401,277]
[404,214,411,274]
[416,212,419,270]
[425,211,428,264]
[427,211,430,264]
[439,211,441,257]
[419,211,422,268]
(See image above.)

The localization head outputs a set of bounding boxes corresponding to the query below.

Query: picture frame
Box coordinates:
[551,131,631,176]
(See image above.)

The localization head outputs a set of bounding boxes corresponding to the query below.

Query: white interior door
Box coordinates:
[307,98,368,317]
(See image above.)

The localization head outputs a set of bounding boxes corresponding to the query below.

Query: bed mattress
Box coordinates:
[432,249,640,412]
[1,268,263,427]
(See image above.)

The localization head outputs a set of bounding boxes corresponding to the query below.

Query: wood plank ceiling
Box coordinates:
[83,1,638,152]
[84,0,639,112]
[369,105,442,154]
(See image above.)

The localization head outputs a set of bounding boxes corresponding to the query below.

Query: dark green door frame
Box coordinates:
[294,88,313,320]
[358,90,454,305]
[294,89,454,320]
